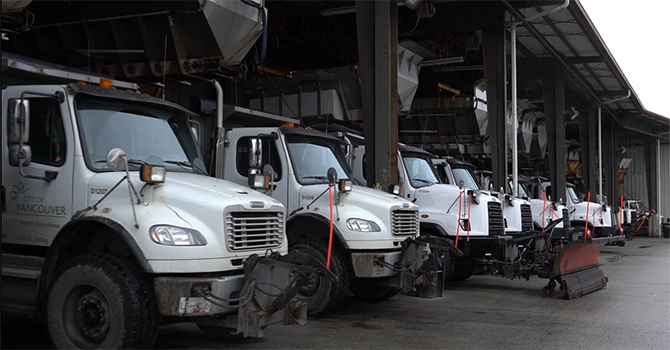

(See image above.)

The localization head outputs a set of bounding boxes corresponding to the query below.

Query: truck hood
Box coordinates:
[87,171,284,211]
[571,201,613,227]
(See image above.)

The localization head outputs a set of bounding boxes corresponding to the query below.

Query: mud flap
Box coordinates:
[552,235,625,299]
[236,251,336,338]
[400,236,463,298]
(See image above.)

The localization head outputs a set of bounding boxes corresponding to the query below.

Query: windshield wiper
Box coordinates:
[164,160,206,175]
[413,178,434,186]
[94,159,146,166]
[301,175,329,182]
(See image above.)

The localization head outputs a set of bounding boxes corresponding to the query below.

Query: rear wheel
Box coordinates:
[449,263,476,282]
[46,252,158,349]
[289,238,350,317]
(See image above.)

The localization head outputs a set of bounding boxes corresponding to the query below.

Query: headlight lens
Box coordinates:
[346,218,381,232]
[150,225,207,246]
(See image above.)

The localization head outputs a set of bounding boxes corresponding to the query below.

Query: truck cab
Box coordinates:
[540,181,617,238]
[343,134,505,282]
[218,117,453,317]
[1,56,324,349]
[432,158,534,236]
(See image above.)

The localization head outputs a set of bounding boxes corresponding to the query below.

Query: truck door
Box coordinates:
[2,86,75,247]
[226,130,290,206]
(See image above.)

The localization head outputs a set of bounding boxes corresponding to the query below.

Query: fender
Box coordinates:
[37,216,152,311]
[419,222,450,238]
[287,212,350,250]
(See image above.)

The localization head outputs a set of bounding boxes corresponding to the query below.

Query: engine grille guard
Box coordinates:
[236,251,336,338]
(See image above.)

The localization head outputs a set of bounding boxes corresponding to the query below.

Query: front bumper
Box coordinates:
[153,251,334,338]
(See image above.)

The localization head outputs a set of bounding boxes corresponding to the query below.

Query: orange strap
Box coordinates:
[327,186,334,269]
[584,192,591,238]
[455,191,463,248]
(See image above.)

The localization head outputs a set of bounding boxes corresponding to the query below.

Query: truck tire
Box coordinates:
[441,249,456,289]
[449,263,476,282]
[46,252,158,349]
[350,283,401,302]
[290,238,349,317]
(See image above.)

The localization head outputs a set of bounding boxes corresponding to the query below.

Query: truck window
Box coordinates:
[236,137,282,180]
[26,98,67,166]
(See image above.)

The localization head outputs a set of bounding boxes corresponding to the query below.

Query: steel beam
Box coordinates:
[482,15,507,190]
[355,0,398,190]
[644,138,659,216]
[578,105,597,193]
[543,66,567,202]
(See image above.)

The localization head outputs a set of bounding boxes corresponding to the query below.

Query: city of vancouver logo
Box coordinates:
[9,182,29,201]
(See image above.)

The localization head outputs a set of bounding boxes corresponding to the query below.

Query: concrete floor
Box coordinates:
[2,237,669,349]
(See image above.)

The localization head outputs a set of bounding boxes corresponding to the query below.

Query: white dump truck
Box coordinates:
[517,176,570,233]
[1,54,328,349]
[322,129,508,283]
[431,157,535,236]
[201,102,458,317]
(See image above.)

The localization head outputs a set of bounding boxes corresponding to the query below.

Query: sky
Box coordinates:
[580,0,670,119]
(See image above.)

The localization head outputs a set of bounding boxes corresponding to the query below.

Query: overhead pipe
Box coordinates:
[509,0,570,197]
[502,0,668,142]
[598,90,631,204]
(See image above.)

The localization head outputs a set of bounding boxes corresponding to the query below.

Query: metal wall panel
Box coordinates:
[617,142,670,220]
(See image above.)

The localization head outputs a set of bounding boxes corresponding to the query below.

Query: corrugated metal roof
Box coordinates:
[507,0,669,138]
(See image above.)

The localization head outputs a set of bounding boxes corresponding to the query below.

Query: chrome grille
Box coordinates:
[225,211,283,251]
[488,202,505,235]
[391,209,419,236]
[520,204,533,232]
[562,209,570,226]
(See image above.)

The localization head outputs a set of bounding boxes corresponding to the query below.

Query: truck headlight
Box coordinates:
[346,218,381,232]
[150,225,207,246]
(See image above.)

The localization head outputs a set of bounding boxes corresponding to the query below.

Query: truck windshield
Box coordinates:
[285,134,356,185]
[76,97,207,175]
[567,187,580,204]
[401,152,441,188]
[518,182,531,198]
[451,166,480,190]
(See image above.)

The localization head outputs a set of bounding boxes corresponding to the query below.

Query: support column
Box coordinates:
[578,106,597,194]
[601,118,613,203]
[482,16,506,189]
[644,138,659,215]
[542,66,566,202]
[356,0,399,189]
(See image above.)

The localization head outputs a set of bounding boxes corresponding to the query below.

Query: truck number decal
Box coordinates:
[91,188,108,195]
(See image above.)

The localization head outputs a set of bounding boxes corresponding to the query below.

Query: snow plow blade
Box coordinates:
[551,235,625,300]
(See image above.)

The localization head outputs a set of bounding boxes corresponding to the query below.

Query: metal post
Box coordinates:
[657,136,662,236]
[598,105,602,204]
[511,22,519,197]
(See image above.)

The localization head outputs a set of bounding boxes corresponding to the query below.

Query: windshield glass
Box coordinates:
[451,166,480,190]
[285,134,356,185]
[567,187,580,204]
[518,182,531,198]
[76,97,206,174]
[401,152,441,188]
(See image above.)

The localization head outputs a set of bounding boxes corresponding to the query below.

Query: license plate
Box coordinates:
[178,297,212,315]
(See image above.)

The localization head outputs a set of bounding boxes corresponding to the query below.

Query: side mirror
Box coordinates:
[106,148,128,172]
[327,167,338,185]
[7,98,30,144]
[388,184,402,196]
[8,145,32,166]
[249,137,262,170]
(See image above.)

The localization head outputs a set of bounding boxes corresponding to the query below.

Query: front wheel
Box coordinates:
[46,253,158,349]
[290,238,350,317]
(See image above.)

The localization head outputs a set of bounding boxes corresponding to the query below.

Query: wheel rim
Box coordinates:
[63,284,112,348]
[299,269,322,298]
